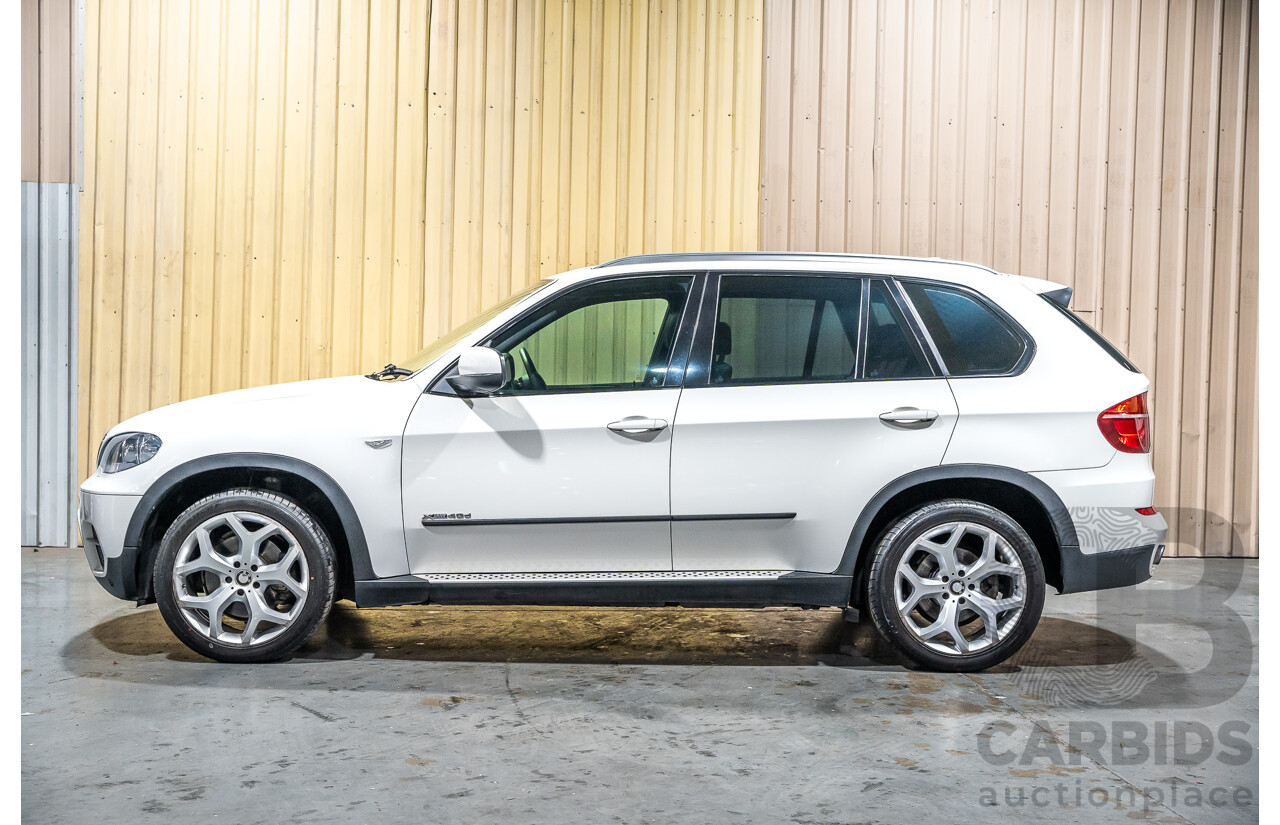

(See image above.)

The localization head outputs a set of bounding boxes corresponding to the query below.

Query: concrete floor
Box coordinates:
[23,547,1256,824]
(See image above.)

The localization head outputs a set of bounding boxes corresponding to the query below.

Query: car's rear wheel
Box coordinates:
[154,489,336,663]
[866,499,1045,672]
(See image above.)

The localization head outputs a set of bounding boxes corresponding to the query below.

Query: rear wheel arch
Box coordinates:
[843,465,1077,604]
[123,453,372,603]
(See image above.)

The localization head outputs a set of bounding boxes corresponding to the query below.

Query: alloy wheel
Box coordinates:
[171,511,310,647]
[893,520,1026,655]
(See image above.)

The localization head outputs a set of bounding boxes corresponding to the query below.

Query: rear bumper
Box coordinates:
[1033,457,1168,594]
[1059,542,1165,594]
[1055,508,1167,594]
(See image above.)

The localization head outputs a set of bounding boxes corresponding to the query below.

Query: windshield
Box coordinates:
[395,279,553,374]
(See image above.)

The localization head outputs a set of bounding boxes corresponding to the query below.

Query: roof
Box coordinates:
[591,251,999,279]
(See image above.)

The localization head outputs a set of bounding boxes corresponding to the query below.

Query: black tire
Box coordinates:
[154,488,337,663]
[865,499,1045,672]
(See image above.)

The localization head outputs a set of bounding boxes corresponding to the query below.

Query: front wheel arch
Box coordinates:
[125,454,372,603]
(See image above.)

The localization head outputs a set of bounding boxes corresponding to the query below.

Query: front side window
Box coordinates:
[902,281,1027,376]
[712,275,861,386]
[488,276,693,393]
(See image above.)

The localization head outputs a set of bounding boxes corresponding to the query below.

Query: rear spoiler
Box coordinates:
[1041,286,1072,308]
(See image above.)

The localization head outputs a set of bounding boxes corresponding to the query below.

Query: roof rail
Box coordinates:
[593,250,997,275]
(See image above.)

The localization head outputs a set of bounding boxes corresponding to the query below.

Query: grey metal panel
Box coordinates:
[68,185,80,545]
[51,186,72,545]
[20,0,85,548]
[37,186,56,545]
[22,182,79,548]
[21,182,39,545]
[38,187,52,544]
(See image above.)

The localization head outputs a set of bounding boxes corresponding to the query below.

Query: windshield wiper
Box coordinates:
[366,363,414,381]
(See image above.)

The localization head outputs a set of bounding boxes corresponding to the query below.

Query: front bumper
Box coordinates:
[78,491,146,601]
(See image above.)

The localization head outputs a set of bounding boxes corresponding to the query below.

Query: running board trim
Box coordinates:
[353,571,852,610]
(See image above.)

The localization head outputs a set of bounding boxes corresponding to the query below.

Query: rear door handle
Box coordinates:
[879,407,939,425]
[607,417,669,434]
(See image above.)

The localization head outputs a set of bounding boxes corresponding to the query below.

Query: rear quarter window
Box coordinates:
[902,282,1028,376]
[1039,294,1140,372]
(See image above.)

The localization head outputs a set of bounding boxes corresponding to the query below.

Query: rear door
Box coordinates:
[668,275,959,574]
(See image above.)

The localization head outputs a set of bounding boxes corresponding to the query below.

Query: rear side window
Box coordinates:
[902,282,1027,376]
[713,276,860,385]
[864,281,933,379]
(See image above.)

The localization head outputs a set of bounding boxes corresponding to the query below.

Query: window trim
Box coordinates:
[894,276,1037,378]
[866,277,943,380]
[427,272,705,397]
[685,271,945,389]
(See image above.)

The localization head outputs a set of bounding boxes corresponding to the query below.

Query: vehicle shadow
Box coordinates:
[73,600,1142,672]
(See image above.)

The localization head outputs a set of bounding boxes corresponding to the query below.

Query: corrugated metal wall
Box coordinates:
[72,0,1255,557]
[760,0,1257,557]
[77,0,764,488]
[22,0,82,547]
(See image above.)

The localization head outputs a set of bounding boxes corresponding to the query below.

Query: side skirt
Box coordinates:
[353,571,853,610]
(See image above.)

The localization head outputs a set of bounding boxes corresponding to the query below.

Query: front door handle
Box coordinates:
[879,407,939,426]
[607,417,669,434]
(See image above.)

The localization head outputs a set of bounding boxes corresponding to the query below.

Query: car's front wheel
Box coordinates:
[154,489,337,663]
[865,499,1045,672]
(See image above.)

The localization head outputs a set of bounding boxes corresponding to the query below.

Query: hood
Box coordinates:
[107,375,421,443]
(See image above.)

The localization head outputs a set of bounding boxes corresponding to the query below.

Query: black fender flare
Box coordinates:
[123,452,375,581]
[836,463,1080,577]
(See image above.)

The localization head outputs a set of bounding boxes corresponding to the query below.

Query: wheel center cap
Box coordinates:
[236,571,252,586]
[949,581,965,595]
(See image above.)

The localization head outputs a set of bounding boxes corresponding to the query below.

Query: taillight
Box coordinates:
[1136,506,1158,516]
[1098,393,1150,453]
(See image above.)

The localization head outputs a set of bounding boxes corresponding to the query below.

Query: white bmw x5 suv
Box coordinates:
[79,252,1167,671]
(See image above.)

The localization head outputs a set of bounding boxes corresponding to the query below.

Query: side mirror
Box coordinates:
[446,346,511,397]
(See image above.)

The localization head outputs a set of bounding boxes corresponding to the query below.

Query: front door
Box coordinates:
[401,274,696,574]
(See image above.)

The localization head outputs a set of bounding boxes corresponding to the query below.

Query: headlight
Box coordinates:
[98,432,162,474]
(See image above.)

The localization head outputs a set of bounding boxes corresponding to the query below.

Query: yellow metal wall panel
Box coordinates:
[1232,1,1258,559]
[149,0,191,410]
[276,0,319,386]
[78,0,764,489]
[388,0,430,368]
[760,0,1259,556]
[1203,0,1252,557]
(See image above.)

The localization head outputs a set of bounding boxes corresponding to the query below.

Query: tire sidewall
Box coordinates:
[154,489,336,663]
[867,500,1046,672]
